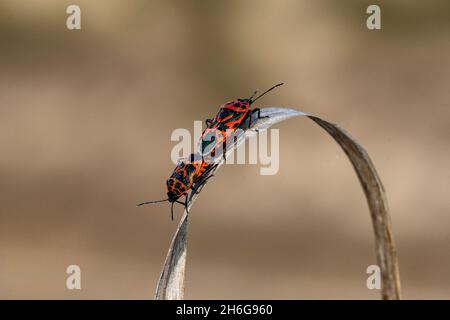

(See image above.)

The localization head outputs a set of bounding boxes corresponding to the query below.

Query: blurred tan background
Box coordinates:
[1,0,450,299]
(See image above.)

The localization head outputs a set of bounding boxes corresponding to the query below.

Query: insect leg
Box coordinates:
[222,139,227,160]
[191,186,199,194]
[190,173,215,198]
[201,174,214,184]
[169,200,186,220]
[197,174,215,189]
[184,195,189,213]
[252,108,269,119]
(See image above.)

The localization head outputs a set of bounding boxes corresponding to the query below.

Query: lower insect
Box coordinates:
[138,153,215,220]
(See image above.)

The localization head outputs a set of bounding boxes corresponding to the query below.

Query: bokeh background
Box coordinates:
[1,0,450,299]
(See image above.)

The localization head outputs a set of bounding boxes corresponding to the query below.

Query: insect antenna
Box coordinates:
[249,82,284,104]
[137,198,168,206]
[137,198,186,221]
[248,89,259,101]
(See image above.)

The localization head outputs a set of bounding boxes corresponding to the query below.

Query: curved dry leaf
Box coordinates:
[154,107,401,300]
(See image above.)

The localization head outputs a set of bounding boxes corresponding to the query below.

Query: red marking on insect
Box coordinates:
[138,153,215,220]
[200,83,283,159]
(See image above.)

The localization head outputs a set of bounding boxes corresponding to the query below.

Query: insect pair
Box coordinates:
[138,83,284,220]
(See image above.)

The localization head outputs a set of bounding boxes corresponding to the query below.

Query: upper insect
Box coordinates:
[200,83,284,159]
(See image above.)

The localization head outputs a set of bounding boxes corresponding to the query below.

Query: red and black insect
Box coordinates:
[200,83,283,159]
[138,153,216,220]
